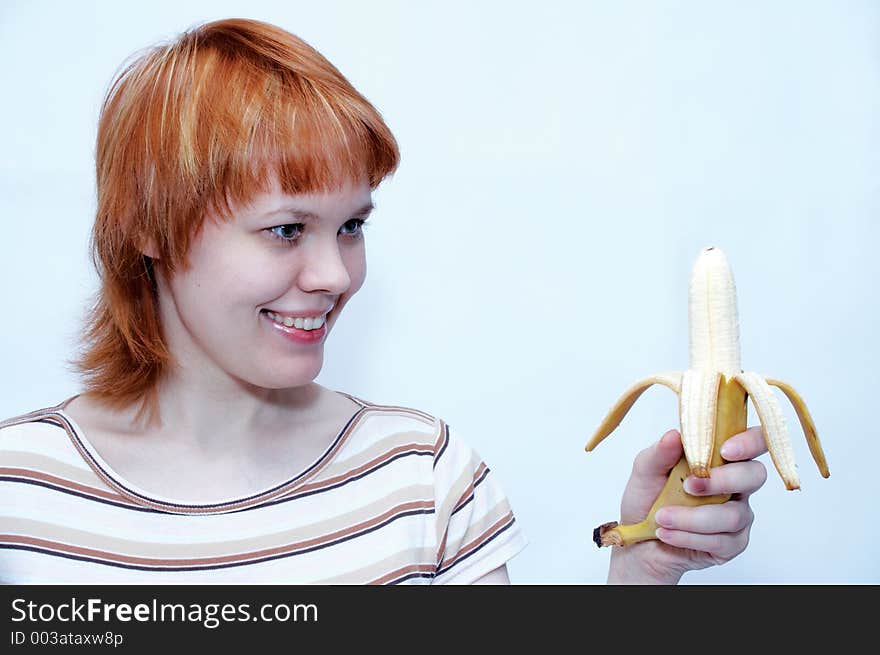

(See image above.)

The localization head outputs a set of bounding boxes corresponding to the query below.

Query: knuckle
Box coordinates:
[724,504,742,531]
[631,445,652,475]
[720,460,765,494]
[673,508,692,532]
[708,533,725,555]
[707,467,733,495]
[731,503,752,532]
[754,461,768,486]
[727,529,750,559]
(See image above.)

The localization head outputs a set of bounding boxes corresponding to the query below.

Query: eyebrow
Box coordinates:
[265,201,375,221]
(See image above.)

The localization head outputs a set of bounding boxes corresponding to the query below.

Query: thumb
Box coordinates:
[620,429,684,524]
[632,429,683,480]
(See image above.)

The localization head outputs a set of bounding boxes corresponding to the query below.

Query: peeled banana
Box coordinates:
[586,246,829,547]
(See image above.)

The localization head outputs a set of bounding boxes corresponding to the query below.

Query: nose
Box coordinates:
[296,234,352,295]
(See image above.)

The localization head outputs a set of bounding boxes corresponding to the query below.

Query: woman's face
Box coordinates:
[154,175,373,390]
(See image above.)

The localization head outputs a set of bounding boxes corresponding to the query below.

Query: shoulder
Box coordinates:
[344,392,439,426]
[340,392,446,450]
[338,393,489,477]
[0,402,68,436]
[0,402,76,461]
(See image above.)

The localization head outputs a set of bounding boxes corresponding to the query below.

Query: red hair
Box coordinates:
[68,18,400,427]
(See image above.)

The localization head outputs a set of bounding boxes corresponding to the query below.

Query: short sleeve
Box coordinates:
[431,420,529,584]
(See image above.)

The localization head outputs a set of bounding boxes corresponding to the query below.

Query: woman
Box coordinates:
[0,18,767,584]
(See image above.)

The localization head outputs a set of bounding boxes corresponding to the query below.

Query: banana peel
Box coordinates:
[586,247,829,547]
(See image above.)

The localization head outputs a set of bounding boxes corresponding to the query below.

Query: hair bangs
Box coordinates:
[185,31,398,223]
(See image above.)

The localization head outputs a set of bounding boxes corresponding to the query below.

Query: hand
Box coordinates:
[606,427,768,584]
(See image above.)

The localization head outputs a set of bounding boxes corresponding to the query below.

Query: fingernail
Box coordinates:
[654,508,671,527]
[684,477,706,494]
[721,441,742,459]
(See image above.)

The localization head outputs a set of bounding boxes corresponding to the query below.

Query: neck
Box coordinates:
[144,373,324,455]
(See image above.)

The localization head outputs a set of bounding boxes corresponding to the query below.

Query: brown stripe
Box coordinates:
[0,499,434,568]
[440,510,515,570]
[368,563,437,585]
[433,419,449,458]
[435,460,488,564]
[314,545,437,584]
[0,449,115,489]
[0,467,133,506]
[451,461,488,513]
[295,441,434,495]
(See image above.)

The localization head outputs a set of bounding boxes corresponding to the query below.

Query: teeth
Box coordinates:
[265,311,326,331]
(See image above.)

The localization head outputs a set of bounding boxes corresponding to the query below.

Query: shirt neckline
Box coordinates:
[50,390,370,515]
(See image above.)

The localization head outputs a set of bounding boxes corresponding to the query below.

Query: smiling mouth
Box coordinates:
[261,309,328,331]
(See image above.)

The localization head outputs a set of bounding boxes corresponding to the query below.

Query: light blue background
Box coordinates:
[2,1,877,583]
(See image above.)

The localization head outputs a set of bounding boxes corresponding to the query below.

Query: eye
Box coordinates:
[265,224,304,244]
[341,218,369,237]
[264,218,370,247]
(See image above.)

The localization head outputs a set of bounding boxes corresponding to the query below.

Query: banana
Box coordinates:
[586,246,830,547]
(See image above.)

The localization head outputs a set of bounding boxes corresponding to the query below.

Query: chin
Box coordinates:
[247,375,319,391]
[245,345,325,384]
[259,365,323,389]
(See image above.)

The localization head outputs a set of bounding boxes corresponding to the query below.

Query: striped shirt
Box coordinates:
[0,392,527,584]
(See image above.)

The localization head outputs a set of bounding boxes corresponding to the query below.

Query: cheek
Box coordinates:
[172,243,276,314]
[348,247,367,293]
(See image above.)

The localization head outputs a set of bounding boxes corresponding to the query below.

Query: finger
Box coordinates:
[719,425,768,461]
[631,429,683,481]
[655,500,754,534]
[619,429,685,524]
[655,526,751,560]
[682,460,768,497]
